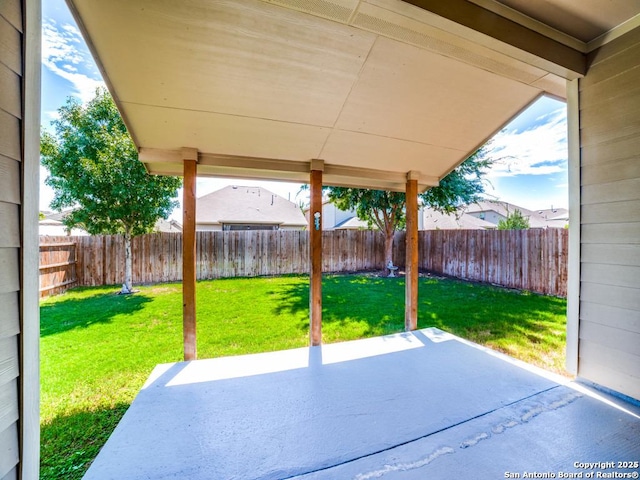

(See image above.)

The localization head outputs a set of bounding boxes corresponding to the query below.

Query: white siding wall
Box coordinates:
[196,223,223,232]
[0,1,40,477]
[322,203,357,229]
[467,211,506,225]
[0,1,23,477]
[322,203,337,230]
[578,26,640,400]
[334,207,355,226]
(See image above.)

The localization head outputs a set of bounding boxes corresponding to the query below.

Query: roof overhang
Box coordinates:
[66,0,640,191]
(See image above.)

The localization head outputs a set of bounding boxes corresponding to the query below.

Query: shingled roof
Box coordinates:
[422,207,495,230]
[464,200,552,228]
[196,186,307,228]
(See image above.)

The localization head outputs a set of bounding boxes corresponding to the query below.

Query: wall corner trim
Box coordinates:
[565,78,581,376]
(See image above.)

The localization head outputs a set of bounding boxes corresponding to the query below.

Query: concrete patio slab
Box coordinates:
[83,329,640,479]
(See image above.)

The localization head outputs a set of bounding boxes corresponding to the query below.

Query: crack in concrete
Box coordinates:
[351,390,583,479]
[459,431,491,449]
[353,447,455,480]
[284,387,584,479]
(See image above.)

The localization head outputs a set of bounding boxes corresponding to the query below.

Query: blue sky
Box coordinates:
[41,0,568,214]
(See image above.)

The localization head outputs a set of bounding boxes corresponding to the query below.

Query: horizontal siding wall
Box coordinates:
[0,0,22,478]
[578,25,640,400]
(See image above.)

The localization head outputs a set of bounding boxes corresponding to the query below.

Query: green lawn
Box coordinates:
[40,274,567,479]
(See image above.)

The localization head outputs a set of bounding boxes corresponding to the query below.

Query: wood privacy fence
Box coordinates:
[417,229,568,296]
[39,241,78,298]
[39,228,567,297]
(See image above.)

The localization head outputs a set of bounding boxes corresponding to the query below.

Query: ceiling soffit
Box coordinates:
[67,0,592,190]
[266,0,584,80]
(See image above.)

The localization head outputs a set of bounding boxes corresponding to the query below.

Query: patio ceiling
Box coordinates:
[66,0,640,192]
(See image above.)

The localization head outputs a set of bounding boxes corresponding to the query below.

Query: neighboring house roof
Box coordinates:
[40,211,184,235]
[308,199,565,231]
[324,206,496,230]
[39,211,89,236]
[535,207,569,228]
[422,207,495,230]
[536,207,569,221]
[333,216,370,230]
[41,210,69,223]
[39,218,63,227]
[154,219,182,233]
[196,186,307,227]
[464,200,552,228]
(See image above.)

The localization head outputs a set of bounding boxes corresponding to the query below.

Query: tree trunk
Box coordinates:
[122,232,133,293]
[384,229,394,274]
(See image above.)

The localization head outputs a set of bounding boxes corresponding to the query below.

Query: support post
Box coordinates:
[182,148,198,360]
[405,172,419,331]
[309,160,324,346]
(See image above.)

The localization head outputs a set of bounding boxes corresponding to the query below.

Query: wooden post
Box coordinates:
[309,160,324,346]
[405,172,419,331]
[182,148,198,360]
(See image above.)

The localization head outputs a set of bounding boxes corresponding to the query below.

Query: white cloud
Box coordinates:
[487,108,567,178]
[43,109,60,122]
[61,23,82,39]
[42,19,104,103]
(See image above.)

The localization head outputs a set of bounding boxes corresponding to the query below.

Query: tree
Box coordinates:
[329,189,406,271]
[40,88,181,293]
[326,147,494,270]
[497,209,530,230]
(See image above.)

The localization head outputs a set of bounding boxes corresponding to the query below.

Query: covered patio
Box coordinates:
[83,329,640,479]
[50,0,640,479]
[64,0,584,360]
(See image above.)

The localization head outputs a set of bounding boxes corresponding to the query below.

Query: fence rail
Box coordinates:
[39,242,77,298]
[39,228,567,297]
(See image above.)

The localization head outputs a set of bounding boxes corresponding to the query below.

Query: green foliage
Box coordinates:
[40,275,567,479]
[421,145,495,214]
[497,209,530,230]
[329,189,406,232]
[326,147,493,265]
[326,146,493,232]
[40,88,181,237]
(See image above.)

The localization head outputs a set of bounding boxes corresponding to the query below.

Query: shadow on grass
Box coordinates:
[273,275,408,336]
[40,287,152,337]
[271,274,567,357]
[40,402,130,480]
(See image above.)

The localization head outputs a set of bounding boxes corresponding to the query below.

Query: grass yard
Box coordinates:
[40,274,567,479]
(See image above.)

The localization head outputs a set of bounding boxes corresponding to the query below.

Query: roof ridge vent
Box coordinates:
[351,5,541,85]
[264,0,357,24]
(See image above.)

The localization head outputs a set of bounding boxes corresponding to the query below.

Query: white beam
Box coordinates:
[21,0,42,477]
[565,78,581,375]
